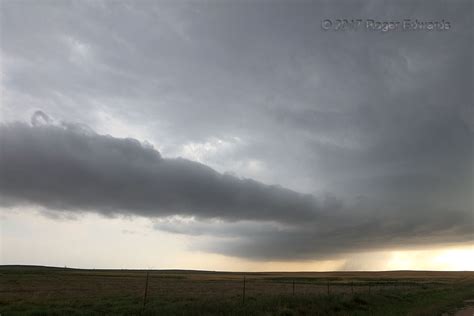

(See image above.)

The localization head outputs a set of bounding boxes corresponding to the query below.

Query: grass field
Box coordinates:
[1,265,473,315]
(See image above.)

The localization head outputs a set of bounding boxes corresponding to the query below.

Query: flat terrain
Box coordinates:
[1,265,473,315]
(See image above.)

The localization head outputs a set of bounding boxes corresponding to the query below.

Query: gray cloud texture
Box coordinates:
[0,115,318,224]
[1,114,471,260]
[1,0,472,260]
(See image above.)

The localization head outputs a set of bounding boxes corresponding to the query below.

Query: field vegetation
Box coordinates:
[1,266,473,315]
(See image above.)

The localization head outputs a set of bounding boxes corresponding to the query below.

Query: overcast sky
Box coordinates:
[0,0,472,270]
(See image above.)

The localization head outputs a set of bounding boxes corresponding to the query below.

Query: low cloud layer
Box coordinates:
[1,0,472,262]
[1,114,472,260]
[0,114,319,224]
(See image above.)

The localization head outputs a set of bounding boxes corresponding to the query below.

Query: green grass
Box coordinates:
[2,284,473,315]
[1,266,472,315]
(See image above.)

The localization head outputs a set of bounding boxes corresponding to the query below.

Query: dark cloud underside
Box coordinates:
[1,118,471,260]
[0,120,319,224]
[0,0,472,260]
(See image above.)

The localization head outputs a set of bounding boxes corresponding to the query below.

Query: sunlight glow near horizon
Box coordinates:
[384,248,474,271]
[1,210,472,271]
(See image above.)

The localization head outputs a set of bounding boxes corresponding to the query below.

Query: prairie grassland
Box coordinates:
[1,266,473,315]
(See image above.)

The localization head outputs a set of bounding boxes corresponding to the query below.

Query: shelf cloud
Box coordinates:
[1,112,471,260]
[1,114,320,224]
[1,0,472,264]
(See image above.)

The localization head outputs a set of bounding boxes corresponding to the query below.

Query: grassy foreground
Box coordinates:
[1,266,473,315]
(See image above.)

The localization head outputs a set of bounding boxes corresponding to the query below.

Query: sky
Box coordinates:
[0,0,473,271]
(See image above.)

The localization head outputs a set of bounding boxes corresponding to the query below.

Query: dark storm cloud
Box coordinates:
[157,199,472,260]
[0,116,318,224]
[1,0,472,260]
[206,209,472,260]
[2,115,471,260]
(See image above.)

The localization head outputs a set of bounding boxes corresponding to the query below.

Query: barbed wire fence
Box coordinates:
[139,271,449,307]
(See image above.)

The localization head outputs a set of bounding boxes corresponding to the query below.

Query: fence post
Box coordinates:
[242,275,246,304]
[292,280,295,296]
[142,270,150,311]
